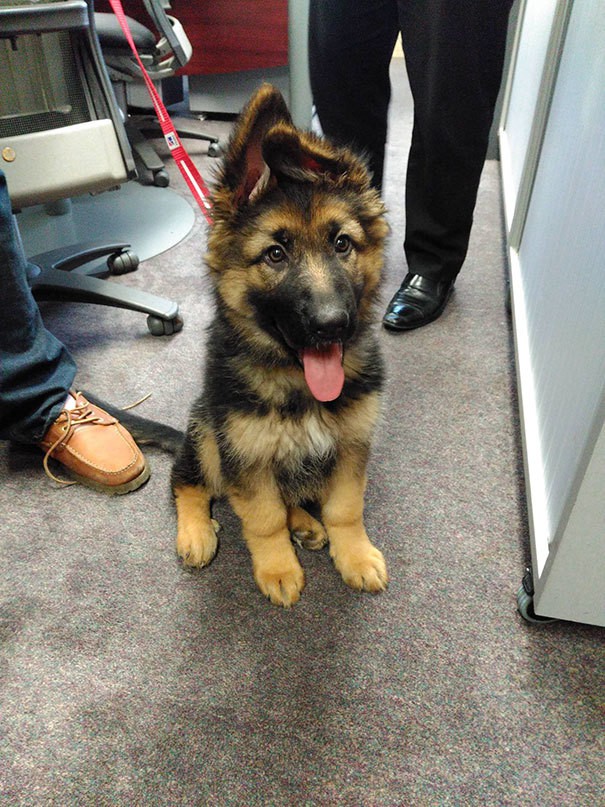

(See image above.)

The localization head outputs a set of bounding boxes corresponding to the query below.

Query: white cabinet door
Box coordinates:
[500,0,605,626]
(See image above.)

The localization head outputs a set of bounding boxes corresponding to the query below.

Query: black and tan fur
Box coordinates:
[101,85,389,606]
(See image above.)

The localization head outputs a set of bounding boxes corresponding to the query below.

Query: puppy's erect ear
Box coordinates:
[220,83,292,205]
[261,123,371,190]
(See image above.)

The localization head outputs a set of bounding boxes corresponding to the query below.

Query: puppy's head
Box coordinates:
[207,84,388,402]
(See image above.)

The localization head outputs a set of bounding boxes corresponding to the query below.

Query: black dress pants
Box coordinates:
[308,0,514,282]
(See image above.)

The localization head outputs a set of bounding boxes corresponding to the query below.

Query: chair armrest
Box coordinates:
[142,0,191,68]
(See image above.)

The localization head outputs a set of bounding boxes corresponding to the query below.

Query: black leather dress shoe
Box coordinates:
[382,273,455,331]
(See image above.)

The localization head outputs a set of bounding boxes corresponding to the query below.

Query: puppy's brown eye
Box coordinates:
[264,245,287,265]
[334,234,352,254]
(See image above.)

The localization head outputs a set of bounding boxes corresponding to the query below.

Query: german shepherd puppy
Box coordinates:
[166,84,389,607]
[94,85,388,606]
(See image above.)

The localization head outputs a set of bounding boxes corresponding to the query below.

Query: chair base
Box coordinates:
[18,181,195,335]
[127,115,222,187]
[17,180,195,263]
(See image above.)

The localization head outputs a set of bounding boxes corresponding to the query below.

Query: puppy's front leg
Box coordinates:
[229,478,305,607]
[322,457,387,593]
[174,484,218,567]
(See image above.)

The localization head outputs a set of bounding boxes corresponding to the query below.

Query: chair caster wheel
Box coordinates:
[153,168,170,188]
[108,250,139,275]
[207,141,222,158]
[147,314,184,336]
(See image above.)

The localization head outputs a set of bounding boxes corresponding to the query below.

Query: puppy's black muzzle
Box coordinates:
[309,302,351,342]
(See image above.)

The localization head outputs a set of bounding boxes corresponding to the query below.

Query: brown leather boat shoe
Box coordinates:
[39,391,150,494]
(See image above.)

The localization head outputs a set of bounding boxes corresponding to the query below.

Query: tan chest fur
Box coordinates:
[225,392,380,469]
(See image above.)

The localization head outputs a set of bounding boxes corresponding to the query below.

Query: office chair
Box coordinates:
[0,0,183,336]
[95,0,221,188]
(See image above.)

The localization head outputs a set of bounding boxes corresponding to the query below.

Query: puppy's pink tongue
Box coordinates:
[302,344,344,402]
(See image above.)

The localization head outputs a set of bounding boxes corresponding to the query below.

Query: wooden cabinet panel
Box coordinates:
[173,0,288,75]
[96,0,288,76]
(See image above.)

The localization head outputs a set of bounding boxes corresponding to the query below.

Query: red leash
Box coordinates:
[107,0,214,225]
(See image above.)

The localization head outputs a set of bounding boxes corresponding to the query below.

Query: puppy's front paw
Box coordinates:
[176,521,218,568]
[174,485,217,568]
[331,542,388,593]
[254,557,305,607]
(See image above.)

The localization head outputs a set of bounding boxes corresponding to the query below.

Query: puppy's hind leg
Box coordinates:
[288,506,327,550]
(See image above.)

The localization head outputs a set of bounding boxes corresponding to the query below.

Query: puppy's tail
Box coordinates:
[83,391,184,454]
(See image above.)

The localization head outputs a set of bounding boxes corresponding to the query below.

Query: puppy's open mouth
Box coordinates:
[300,343,344,402]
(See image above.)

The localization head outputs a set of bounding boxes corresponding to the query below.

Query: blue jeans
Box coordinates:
[0,171,76,444]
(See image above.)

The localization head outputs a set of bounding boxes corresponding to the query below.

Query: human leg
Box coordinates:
[308,0,399,190]
[383,0,514,329]
[0,172,149,493]
[0,171,76,443]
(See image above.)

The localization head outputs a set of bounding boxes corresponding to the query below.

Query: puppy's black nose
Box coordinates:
[311,305,350,339]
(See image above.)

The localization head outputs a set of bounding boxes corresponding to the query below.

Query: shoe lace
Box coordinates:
[42,403,104,487]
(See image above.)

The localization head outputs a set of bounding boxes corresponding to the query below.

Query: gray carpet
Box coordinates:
[1,61,603,806]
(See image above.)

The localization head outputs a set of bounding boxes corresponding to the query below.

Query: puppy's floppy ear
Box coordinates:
[262,123,372,191]
[220,83,292,205]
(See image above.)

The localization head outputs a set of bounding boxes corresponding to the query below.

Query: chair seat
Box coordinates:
[94,12,156,52]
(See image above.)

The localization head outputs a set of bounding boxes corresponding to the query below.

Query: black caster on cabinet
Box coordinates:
[517,569,557,624]
[505,277,512,315]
